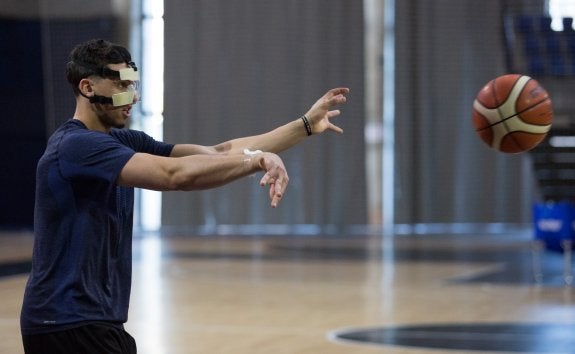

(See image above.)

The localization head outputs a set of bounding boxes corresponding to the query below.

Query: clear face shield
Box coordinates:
[109,67,140,107]
[76,61,141,107]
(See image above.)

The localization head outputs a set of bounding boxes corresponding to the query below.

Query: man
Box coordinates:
[19,38,349,353]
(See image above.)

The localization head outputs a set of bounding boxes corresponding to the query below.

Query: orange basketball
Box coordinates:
[472,74,553,153]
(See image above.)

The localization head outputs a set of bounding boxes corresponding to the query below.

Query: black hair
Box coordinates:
[66,39,133,96]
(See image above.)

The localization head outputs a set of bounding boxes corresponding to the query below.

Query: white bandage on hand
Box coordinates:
[243,148,263,158]
[243,149,263,175]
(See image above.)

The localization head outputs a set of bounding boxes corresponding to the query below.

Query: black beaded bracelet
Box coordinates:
[301,115,312,136]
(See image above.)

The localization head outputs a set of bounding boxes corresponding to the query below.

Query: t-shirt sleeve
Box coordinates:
[111,129,174,156]
[58,132,136,183]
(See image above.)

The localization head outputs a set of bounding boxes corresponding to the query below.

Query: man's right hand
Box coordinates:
[256,152,289,208]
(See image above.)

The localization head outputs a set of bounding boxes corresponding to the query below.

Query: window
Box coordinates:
[132,0,164,231]
[549,0,575,30]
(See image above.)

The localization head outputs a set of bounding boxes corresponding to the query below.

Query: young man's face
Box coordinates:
[90,63,139,129]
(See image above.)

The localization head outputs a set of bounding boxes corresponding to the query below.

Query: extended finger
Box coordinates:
[328,87,350,97]
[265,178,276,198]
[330,94,347,105]
[259,174,282,207]
[325,110,343,133]
[260,173,272,187]
[271,186,281,208]
[327,109,341,118]
[271,178,287,208]
[328,123,344,134]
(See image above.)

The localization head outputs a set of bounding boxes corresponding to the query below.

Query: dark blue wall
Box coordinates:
[0,18,116,229]
[0,19,46,228]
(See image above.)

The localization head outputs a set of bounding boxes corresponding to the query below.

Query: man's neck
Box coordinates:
[73,104,109,133]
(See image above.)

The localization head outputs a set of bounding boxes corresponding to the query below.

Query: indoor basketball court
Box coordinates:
[3,0,575,353]
[2,230,575,353]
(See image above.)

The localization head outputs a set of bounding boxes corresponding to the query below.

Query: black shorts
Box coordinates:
[22,322,137,354]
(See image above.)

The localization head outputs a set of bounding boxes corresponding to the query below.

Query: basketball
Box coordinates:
[472,74,553,153]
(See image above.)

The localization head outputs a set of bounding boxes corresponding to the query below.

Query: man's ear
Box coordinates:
[78,78,94,97]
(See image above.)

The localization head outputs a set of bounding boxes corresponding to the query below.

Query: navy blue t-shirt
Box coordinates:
[20,119,174,335]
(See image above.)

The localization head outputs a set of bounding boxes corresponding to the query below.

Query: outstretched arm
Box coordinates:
[170,87,350,157]
[118,151,288,207]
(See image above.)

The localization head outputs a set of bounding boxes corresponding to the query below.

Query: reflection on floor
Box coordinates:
[160,237,575,286]
[332,323,575,353]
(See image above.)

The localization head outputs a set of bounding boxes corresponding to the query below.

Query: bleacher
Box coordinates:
[505,14,575,272]
[508,16,575,76]
[504,15,575,202]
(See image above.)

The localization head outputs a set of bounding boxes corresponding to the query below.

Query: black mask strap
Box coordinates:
[79,91,114,105]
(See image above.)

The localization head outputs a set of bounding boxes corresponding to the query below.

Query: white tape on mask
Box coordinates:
[111,91,136,106]
[119,67,139,81]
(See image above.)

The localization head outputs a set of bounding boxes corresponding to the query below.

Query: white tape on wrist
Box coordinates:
[243,149,263,176]
[243,148,263,157]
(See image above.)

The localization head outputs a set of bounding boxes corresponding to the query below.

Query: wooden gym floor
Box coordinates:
[1,229,575,354]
